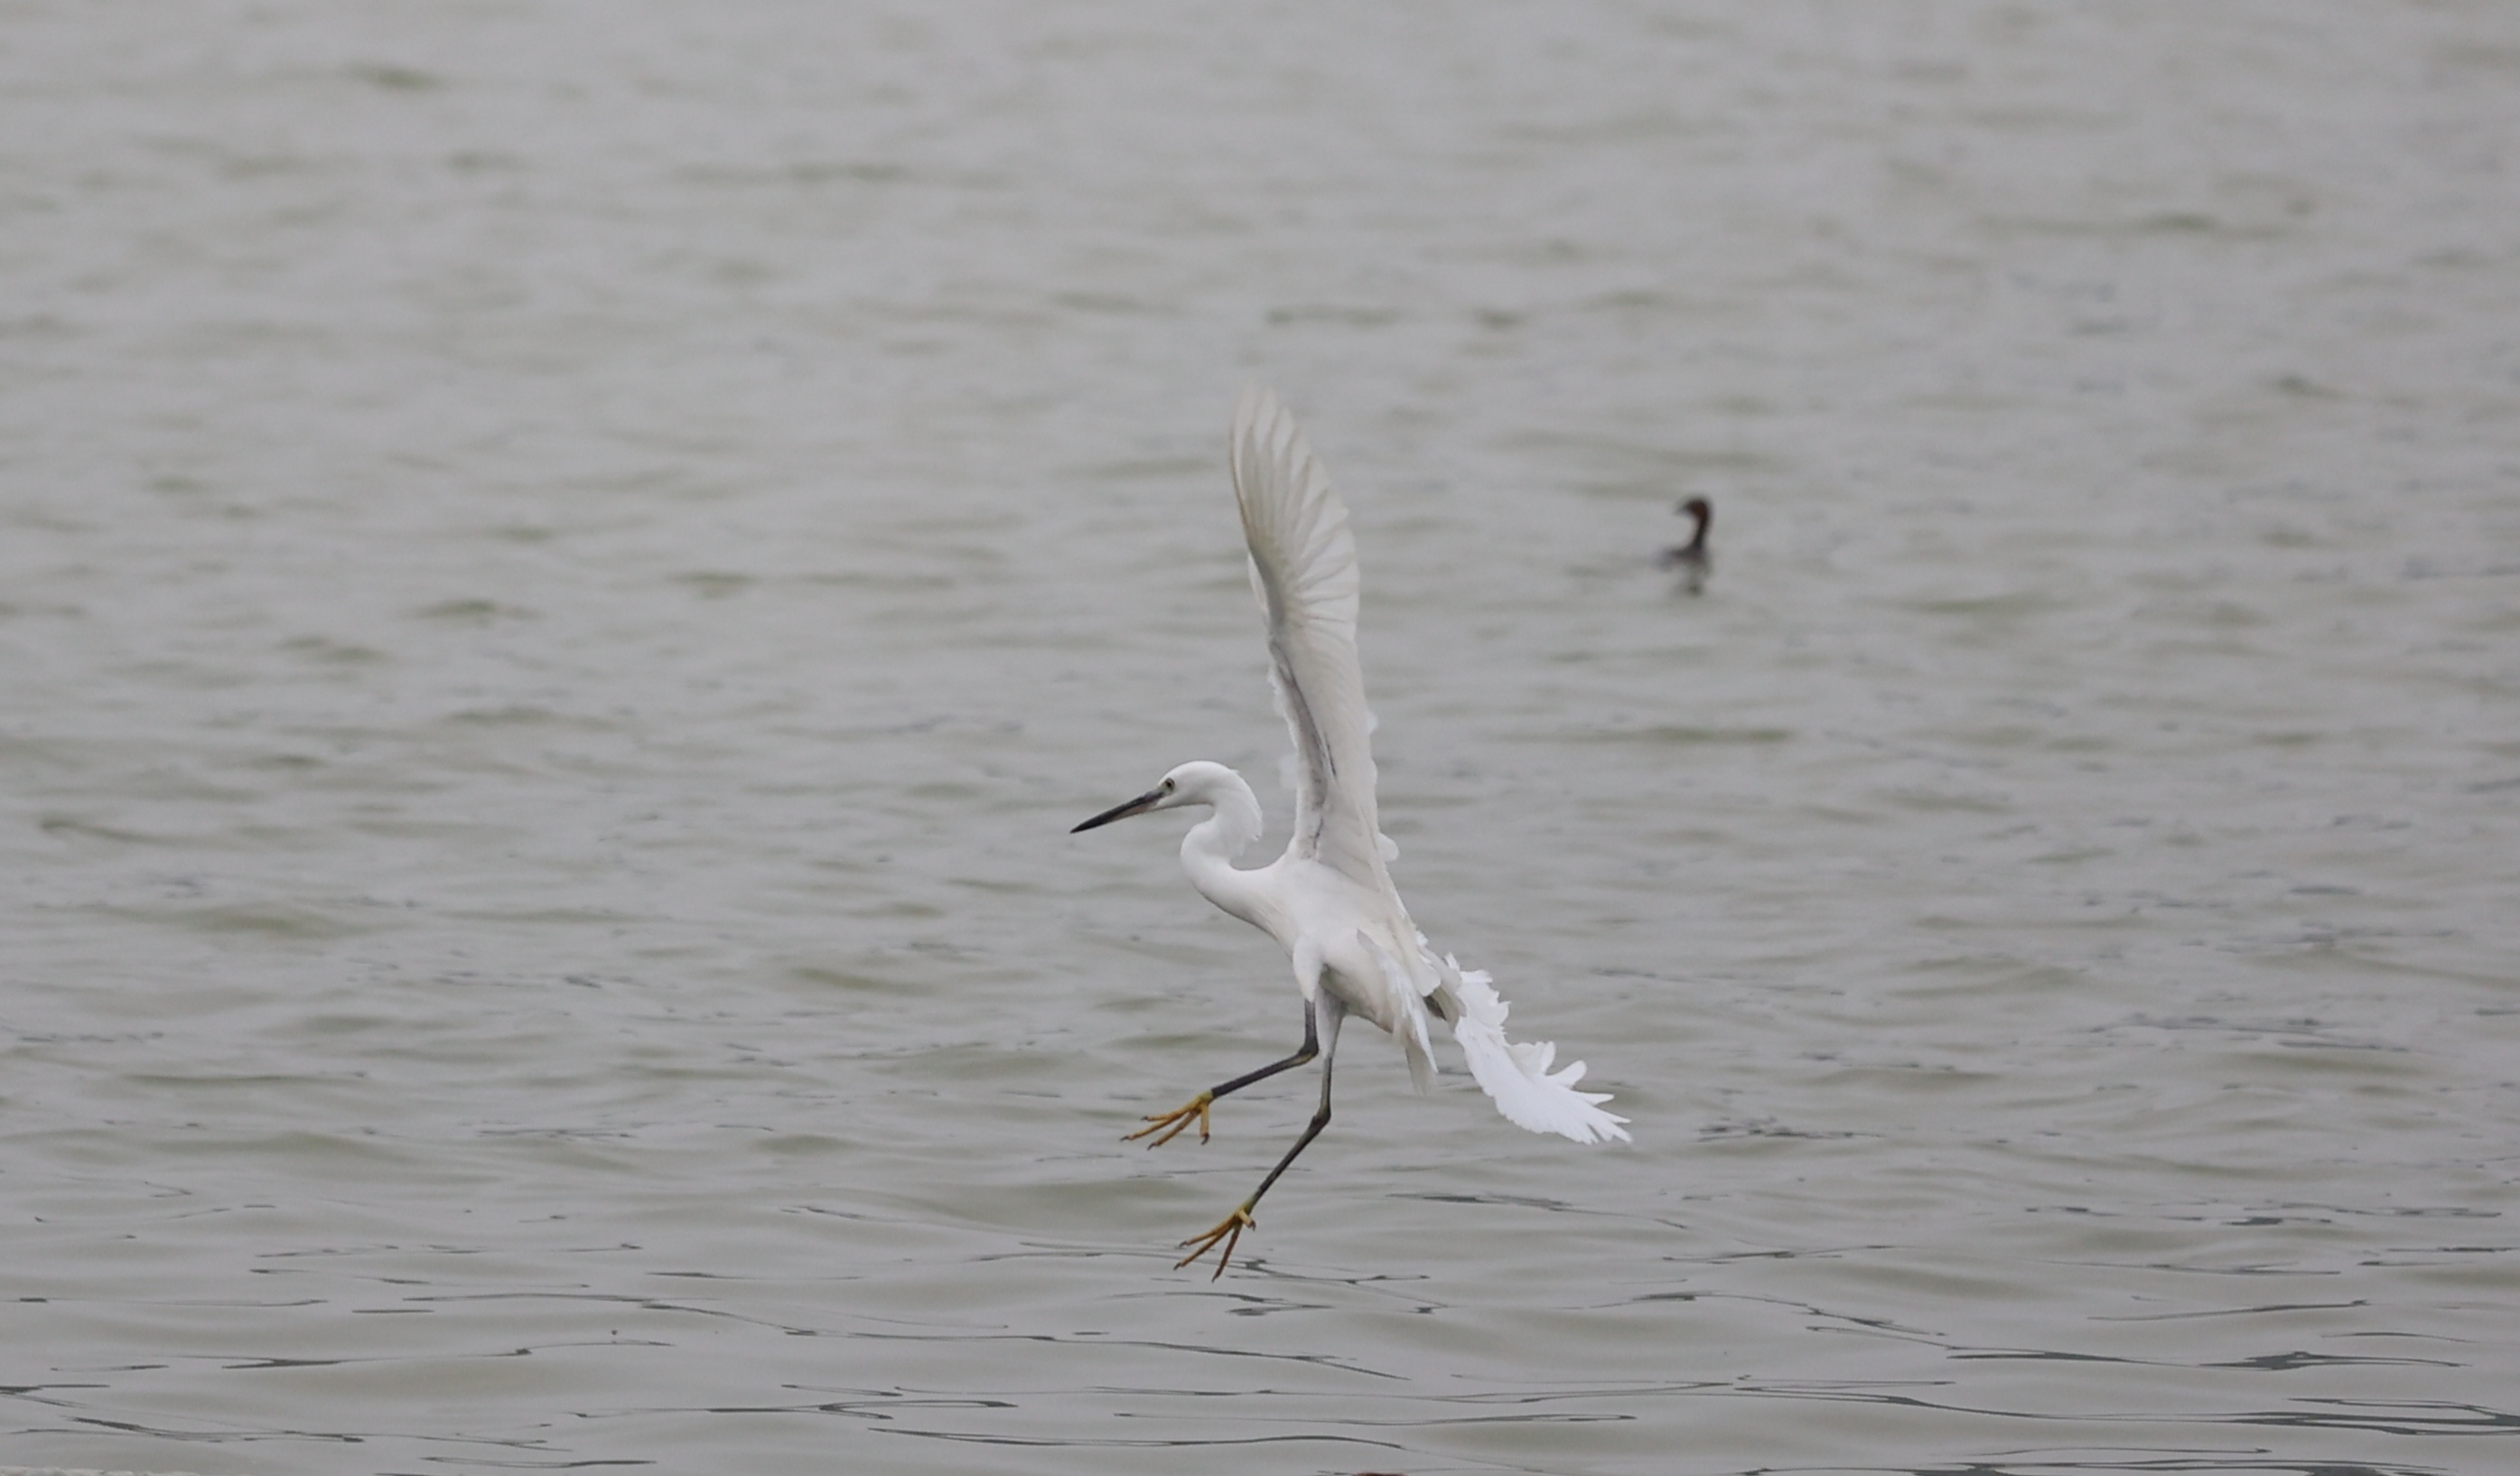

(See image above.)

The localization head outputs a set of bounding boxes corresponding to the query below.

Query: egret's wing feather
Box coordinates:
[1362,930,1440,1094]
[1232,388,1391,890]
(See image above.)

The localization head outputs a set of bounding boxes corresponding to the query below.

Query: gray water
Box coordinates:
[3,4,2516,1473]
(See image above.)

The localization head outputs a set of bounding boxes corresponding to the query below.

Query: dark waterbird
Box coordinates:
[1658,495,1712,593]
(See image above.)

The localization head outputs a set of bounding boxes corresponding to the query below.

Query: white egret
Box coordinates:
[1074,388,1629,1278]
[1658,496,1713,594]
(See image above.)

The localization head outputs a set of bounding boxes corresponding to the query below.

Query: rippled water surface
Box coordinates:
[4,4,2517,1473]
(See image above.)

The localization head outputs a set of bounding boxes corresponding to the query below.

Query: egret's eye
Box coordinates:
[1160,779,1176,795]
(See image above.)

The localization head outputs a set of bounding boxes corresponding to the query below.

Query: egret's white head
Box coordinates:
[1071,761,1239,833]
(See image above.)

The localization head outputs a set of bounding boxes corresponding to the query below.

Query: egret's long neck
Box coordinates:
[1180,770,1268,928]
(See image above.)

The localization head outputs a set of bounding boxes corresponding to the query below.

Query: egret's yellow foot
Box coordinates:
[1175,1203,1255,1279]
[1125,1090,1214,1148]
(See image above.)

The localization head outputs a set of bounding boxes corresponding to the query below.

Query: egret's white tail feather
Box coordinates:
[1439,959,1630,1144]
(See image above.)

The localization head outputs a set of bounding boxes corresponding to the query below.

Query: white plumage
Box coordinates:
[1073,388,1628,1277]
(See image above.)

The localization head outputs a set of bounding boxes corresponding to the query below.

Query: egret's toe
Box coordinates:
[1174,1204,1256,1280]
[1125,1090,1214,1148]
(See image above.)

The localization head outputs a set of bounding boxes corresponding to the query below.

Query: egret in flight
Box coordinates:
[1074,388,1629,1278]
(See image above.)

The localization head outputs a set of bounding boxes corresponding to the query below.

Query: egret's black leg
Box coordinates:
[1127,998,1321,1148]
[1177,995,1346,1279]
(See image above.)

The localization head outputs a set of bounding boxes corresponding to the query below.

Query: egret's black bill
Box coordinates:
[1073,788,1165,833]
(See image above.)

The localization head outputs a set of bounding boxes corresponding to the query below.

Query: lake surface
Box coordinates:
[3,4,2515,1473]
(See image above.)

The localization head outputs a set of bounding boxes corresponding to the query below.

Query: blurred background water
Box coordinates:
[2,3,2515,1474]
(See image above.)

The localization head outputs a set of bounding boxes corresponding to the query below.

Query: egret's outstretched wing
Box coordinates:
[1231,388,1391,891]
